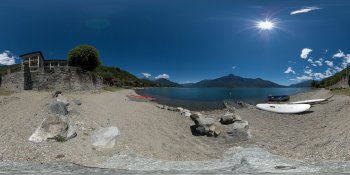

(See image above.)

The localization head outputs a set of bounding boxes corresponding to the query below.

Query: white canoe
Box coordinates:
[256,103,311,114]
[290,99,326,104]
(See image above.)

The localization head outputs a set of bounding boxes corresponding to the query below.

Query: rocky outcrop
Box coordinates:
[29,94,77,143]
[220,112,242,125]
[226,120,251,142]
[190,113,220,137]
[28,114,76,143]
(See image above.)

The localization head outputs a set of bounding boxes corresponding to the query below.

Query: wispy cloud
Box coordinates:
[346,54,350,63]
[300,48,312,59]
[314,60,323,66]
[0,50,16,65]
[325,60,334,67]
[333,50,345,58]
[284,67,295,74]
[304,69,313,75]
[232,66,237,70]
[155,74,170,79]
[290,6,321,15]
[142,72,152,79]
[293,75,313,81]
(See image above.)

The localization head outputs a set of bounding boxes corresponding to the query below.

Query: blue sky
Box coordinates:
[0,0,350,85]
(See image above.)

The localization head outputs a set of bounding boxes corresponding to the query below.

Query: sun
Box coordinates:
[256,20,275,30]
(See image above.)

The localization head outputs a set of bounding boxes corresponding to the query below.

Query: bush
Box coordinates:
[68,45,101,71]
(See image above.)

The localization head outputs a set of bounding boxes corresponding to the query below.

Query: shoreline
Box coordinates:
[0,88,350,172]
[135,87,312,111]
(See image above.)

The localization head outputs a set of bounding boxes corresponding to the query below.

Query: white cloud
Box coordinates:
[284,67,295,74]
[155,74,170,79]
[325,60,334,67]
[346,54,350,63]
[314,60,323,66]
[0,50,16,65]
[232,66,237,70]
[307,58,314,63]
[325,69,333,77]
[333,50,345,58]
[300,48,312,59]
[304,69,313,75]
[311,63,317,67]
[313,73,325,80]
[334,66,343,72]
[142,72,151,79]
[295,75,313,81]
[290,6,321,15]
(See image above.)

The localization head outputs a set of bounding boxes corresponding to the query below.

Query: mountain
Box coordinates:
[181,83,195,87]
[289,80,313,87]
[154,78,182,87]
[190,74,284,88]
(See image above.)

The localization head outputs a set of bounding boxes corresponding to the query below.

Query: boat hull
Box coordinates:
[267,95,290,102]
[127,95,155,102]
[256,103,311,114]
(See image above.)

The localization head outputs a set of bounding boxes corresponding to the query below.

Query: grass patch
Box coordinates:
[103,86,122,92]
[0,89,12,96]
[331,89,350,96]
[53,135,67,142]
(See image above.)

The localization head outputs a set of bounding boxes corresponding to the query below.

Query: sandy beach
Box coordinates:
[0,88,350,168]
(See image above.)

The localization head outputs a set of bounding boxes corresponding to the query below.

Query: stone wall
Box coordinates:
[0,72,24,92]
[0,67,103,92]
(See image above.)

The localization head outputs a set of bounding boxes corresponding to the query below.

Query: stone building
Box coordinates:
[0,51,102,92]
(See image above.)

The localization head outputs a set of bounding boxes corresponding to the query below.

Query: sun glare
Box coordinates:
[257,20,275,30]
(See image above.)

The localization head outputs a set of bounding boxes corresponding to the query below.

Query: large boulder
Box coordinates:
[92,127,120,149]
[29,114,76,143]
[56,94,69,106]
[190,113,219,137]
[49,101,68,116]
[227,120,251,141]
[220,112,242,125]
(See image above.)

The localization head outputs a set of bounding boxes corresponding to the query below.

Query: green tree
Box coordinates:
[68,45,101,71]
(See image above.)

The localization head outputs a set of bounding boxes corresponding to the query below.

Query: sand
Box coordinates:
[0,88,349,167]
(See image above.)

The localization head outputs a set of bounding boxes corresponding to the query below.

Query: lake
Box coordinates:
[135,87,309,110]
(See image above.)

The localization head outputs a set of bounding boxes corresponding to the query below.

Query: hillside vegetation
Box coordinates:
[0,64,21,77]
[312,67,350,88]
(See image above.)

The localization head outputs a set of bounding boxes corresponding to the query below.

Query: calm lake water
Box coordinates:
[136,87,309,110]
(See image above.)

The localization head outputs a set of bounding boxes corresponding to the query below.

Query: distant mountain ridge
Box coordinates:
[289,80,313,87]
[189,74,284,88]
[153,78,182,87]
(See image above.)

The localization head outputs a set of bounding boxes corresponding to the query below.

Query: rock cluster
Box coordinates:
[156,104,192,117]
[29,92,77,143]
[190,113,220,137]
[220,112,251,142]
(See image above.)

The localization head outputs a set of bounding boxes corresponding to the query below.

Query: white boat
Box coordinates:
[290,99,327,104]
[256,103,311,114]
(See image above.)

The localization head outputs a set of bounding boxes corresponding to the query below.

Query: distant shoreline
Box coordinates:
[135,87,311,110]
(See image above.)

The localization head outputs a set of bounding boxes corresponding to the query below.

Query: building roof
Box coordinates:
[20,51,67,62]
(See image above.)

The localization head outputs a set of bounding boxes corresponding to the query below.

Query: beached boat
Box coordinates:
[290,95,333,104]
[267,95,290,102]
[256,103,311,114]
[127,94,155,102]
[290,99,327,104]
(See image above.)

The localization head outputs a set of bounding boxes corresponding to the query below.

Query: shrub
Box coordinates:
[68,45,101,71]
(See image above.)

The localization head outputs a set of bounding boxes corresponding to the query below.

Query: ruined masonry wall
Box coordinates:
[0,67,103,91]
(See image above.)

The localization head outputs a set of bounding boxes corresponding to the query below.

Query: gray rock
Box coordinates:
[49,101,68,116]
[29,114,76,143]
[227,120,251,142]
[198,117,216,126]
[167,107,177,111]
[190,113,201,125]
[52,91,62,98]
[220,113,242,125]
[72,99,82,106]
[195,125,209,136]
[92,126,120,149]
[56,94,69,106]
